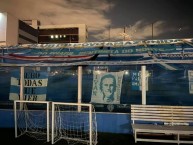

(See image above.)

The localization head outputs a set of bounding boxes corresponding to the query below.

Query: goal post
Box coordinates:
[51,102,97,145]
[14,100,51,142]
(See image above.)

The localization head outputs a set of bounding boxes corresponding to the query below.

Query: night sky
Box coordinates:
[0,0,193,42]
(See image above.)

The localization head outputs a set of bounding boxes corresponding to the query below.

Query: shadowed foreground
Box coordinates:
[1,128,188,145]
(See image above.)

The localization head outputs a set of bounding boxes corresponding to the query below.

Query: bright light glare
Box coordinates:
[125,70,129,75]
[55,35,58,38]
[0,13,3,19]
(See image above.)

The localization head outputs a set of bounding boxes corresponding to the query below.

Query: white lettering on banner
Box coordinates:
[33,47,177,56]
[131,71,149,91]
[188,70,193,94]
[148,51,193,58]
[24,38,185,48]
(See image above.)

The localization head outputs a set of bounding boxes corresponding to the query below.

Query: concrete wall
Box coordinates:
[78,24,88,43]
[0,12,7,45]
[6,13,18,46]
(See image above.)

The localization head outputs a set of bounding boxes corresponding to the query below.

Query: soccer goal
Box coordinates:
[14,100,51,142]
[51,102,97,145]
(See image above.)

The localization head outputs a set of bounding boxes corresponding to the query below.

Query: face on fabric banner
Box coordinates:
[91,71,124,104]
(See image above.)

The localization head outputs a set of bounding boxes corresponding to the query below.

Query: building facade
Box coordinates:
[0,12,88,46]
[0,12,18,46]
[18,20,38,44]
[38,24,88,43]
[0,12,38,46]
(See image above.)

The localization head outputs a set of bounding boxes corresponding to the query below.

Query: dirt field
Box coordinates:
[1,128,175,145]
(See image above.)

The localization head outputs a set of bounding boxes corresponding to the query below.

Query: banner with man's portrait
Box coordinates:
[91,71,124,104]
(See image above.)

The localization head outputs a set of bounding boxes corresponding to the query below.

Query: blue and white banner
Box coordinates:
[91,71,124,104]
[1,38,193,65]
[131,71,149,91]
[9,71,48,101]
[188,70,193,94]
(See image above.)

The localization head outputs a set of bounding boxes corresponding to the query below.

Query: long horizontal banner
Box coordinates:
[0,38,193,65]
[1,38,192,49]
[1,42,184,56]
[1,59,193,67]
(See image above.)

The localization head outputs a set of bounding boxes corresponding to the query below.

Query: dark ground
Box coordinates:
[0,128,188,145]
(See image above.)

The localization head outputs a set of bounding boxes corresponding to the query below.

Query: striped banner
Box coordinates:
[9,70,48,101]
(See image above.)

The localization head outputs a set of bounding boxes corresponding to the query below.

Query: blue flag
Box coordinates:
[9,70,48,101]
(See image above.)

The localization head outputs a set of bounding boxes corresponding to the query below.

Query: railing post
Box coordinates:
[141,65,146,105]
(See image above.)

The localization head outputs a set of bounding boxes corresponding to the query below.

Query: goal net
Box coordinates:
[14,100,50,142]
[51,102,97,145]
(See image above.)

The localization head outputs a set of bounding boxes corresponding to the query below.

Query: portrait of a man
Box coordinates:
[100,74,116,103]
[91,71,125,104]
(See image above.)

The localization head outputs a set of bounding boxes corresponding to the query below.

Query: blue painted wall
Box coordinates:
[1,64,193,134]
[1,65,193,108]
[0,109,132,134]
[0,110,14,128]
